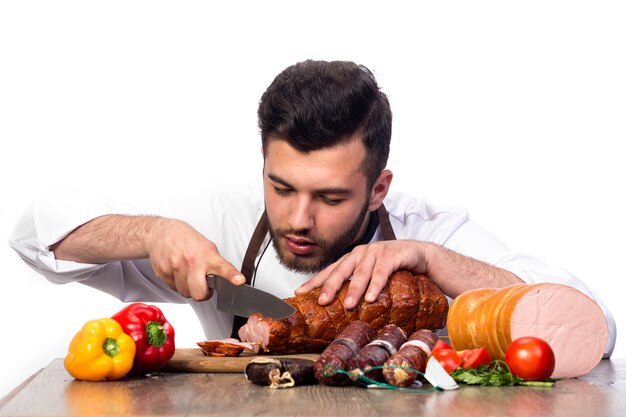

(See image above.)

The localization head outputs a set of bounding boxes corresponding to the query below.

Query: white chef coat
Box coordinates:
[9,185,616,357]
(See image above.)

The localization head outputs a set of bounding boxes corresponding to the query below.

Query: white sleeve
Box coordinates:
[444,220,617,358]
[8,193,185,303]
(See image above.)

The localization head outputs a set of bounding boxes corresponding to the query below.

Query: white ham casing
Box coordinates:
[447,283,608,379]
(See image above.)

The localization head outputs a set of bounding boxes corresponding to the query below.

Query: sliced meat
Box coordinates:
[238,313,290,354]
[197,338,254,357]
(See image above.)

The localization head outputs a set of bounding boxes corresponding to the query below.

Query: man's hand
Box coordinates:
[51,215,244,301]
[295,240,429,309]
[147,218,244,300]
[295,240,522,309]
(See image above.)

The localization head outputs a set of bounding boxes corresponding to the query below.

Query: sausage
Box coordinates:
[447,283,609,378]
[314,321,374,386]
[347,324,407,382]
[383,329,438,387]
[244,357,317,388]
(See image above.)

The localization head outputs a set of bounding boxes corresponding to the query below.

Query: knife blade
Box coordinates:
[206,274,296,319]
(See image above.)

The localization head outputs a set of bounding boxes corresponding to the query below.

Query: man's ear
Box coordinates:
[368,169,393,211]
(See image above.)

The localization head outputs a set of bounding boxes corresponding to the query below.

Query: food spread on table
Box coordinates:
[62,271,609,392]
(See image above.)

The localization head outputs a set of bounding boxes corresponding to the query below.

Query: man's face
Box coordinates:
[263,137,372,274]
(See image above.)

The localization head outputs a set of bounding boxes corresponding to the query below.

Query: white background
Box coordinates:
[1,1,624,398]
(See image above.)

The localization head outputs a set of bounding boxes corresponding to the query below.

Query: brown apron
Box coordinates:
[230,203,397,337]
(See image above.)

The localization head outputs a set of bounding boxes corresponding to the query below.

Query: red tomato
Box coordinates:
[432,339,453,352]
[430,348,462,374]
[505,336,555,381]
[457,347,492,369]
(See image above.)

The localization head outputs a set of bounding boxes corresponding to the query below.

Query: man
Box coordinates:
[10,60,615,356]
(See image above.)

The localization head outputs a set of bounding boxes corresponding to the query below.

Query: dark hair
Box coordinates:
[258,60,392,188]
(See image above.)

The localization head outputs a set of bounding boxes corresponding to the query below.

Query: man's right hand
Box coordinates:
[147,217,245,300]
[51,215,244,301]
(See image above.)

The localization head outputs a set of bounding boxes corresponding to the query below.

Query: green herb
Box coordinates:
[450,360,555,387]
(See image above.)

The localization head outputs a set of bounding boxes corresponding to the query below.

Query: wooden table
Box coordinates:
[2,358,625,416]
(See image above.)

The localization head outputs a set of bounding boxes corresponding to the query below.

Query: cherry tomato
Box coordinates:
[432,339,453,352]
[505,336,555,381]
[457,347,492,369]
[430,348,462,374]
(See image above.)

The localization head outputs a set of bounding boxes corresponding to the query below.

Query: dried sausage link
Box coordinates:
[347,324,407,382]
[313,321,374,385]
[383,329,438,388]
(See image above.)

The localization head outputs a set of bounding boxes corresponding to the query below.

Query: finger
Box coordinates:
[161,274,177,292]
[173,270,191,298]
[168,253,193,297]
[210,257,246,286]
[318,255,359,306]
[187,264,211,301]
[363,265,394,303]
[150,258,177,291]
[155,269,177,291]
[343,250,378,308]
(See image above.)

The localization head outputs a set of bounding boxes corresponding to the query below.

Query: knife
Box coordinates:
[206,274,296,319]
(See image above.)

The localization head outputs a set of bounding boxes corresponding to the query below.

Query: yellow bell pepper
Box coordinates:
[64,318,136,381]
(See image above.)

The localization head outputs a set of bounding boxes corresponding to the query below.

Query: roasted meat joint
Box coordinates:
[238,270,449,354]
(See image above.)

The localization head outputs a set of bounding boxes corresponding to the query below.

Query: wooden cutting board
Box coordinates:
[160,349,320,373]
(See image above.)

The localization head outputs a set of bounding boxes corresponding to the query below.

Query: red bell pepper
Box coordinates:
[112,303,175,375]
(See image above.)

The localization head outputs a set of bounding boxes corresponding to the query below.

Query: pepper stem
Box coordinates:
[103,338,121,357]
[146,321,168,347]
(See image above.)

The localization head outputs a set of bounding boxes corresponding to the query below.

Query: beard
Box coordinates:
[269,203,370,274]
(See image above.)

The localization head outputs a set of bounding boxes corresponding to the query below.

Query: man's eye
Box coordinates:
[273,187,292,196]
[321,196,343,206]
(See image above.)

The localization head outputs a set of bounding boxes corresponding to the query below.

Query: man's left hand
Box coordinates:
[295,240,430,309]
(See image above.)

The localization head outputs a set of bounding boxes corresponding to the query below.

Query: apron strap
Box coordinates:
[230,211,269,338]
[377,203,396,241]
[240,211,269,283]
[230,203,396,338]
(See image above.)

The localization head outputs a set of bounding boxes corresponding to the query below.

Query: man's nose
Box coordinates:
[289,197,315,231]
